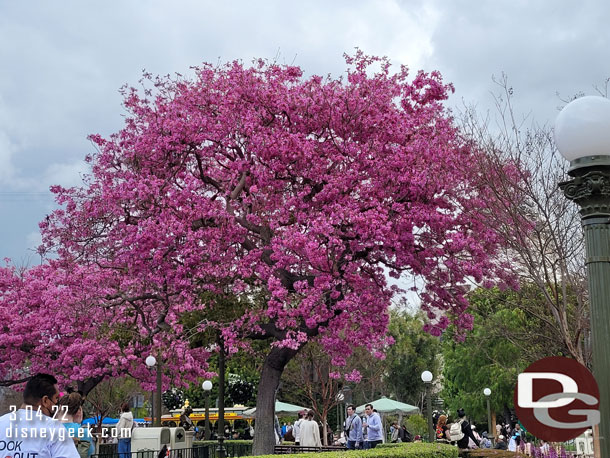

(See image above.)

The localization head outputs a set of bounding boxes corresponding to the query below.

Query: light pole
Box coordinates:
[555,95,610,457]
[336,392,345,433]
[421,371,433,442]
[202,380,213,440]
[483,388,492,444]
[216,339,226,458]
[145,355,162,427]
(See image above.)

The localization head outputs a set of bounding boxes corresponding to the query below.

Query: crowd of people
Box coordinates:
[432,409,557,455]
[0,373,577,458]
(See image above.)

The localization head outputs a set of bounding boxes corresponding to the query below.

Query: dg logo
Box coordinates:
[514,356,600,441]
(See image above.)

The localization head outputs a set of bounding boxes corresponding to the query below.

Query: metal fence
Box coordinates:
[93,442,252,458]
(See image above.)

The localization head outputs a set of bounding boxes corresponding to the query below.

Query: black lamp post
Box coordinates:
[483,388,492,444]
[421,371,433,442]
[145,355,162,427]
[202,380,213,440]
[555,95,610,457]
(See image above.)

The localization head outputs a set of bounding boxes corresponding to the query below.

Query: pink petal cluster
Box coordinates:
[1,52,517,388]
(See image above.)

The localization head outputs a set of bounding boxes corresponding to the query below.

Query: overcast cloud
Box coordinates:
[1,0,609,264]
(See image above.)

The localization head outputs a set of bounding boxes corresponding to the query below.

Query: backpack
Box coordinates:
[448,420,465,442]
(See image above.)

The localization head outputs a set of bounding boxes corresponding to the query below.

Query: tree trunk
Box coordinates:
[77,375,105,396]
[252,346,298,456]
[322,421,328,446]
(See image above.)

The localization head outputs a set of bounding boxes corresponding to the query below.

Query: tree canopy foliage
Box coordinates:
[1,52,520,454]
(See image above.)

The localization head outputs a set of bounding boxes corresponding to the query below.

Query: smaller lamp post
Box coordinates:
[202,380,213,440]
[421,371,433,442]
[483,388,492,444]
[336,392,345,433]
[145,355,162,427]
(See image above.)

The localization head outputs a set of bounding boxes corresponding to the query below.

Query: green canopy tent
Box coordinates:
[242,400,309,418]
[355,396,419,415]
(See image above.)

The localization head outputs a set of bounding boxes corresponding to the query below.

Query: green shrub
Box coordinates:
[374,443,405,449]
[458,450,529,458]
[193,440,253,446]
[255,442,457,458]
[405,415,428,438]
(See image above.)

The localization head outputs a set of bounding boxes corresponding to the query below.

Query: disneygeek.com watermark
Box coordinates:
[1,426,130,441]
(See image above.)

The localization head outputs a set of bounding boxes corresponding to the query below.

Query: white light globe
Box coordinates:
[483,388,491,396]
[145,355,157,367]
[202,380,213,391]
[555,96,610,161]
[421,370,433,383]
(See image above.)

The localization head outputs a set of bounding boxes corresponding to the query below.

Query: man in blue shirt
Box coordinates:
[363,404,383,449]
[343,405,363,449]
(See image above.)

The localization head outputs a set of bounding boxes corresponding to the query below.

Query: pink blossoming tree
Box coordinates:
[0,261,212,393]
[6,52,516,454]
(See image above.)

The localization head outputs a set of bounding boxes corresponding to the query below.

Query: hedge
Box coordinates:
[193,440,253,446]
[458,450,530,458]
[254,443,457,458]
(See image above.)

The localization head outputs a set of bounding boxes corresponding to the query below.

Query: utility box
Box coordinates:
[131,427,171,453]
[169,427,188,449]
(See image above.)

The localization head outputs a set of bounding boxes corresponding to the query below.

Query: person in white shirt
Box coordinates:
[0,373,80,458]
[293,411,305,446]
[298,411,321,447]
[115,403,134,458]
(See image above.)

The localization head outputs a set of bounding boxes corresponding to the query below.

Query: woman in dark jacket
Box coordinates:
[455,409,479,449]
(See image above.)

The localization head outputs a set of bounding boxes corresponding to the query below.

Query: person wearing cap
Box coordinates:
[494,435,508,450]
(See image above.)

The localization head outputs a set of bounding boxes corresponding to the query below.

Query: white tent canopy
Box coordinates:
[242,400,308,418]
[355,396,419,415]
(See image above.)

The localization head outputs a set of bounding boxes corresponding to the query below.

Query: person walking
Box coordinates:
[0,373,80,458]
[299,411,321,447]
[293,411,305,446]
[116,403,134,458]
[451,408,479,449]
[343,405,362,449]
[362,404,382,449]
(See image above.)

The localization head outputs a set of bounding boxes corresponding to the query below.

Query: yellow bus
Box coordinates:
[160,406,252,428]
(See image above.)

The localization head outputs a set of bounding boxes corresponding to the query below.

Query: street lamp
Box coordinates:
[483,388,492,444]
[421,371,433,442]
[202,380,213,440]
[145,355,162,427]
[555,95,610,457]
[335,392,345,433]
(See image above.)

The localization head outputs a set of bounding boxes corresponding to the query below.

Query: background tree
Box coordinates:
[440,286,568,426]
[163,388,185,411]
[459,76,590,366]
[383,310,441,407]
[85,377,143,429]
[25,53,518,454]
[0,262,213,394]
[282,342,345,445]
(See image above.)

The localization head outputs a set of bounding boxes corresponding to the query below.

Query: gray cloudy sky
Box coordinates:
[1,0,609,265]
